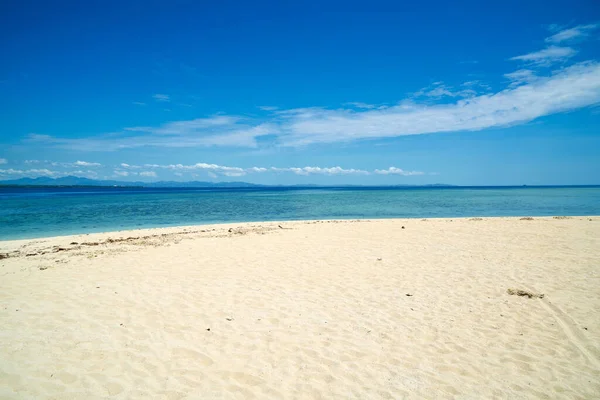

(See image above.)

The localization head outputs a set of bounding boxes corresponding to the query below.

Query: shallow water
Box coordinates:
[1,186,599,239]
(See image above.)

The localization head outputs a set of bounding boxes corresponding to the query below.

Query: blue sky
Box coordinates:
[1,0,600,185]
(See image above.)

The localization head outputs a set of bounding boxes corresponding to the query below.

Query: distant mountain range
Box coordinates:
[0,176,455,188]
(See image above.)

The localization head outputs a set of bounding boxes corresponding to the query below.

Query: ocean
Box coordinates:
[1,186,599,240]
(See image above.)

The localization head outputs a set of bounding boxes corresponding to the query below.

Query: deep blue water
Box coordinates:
[1,186,599,240]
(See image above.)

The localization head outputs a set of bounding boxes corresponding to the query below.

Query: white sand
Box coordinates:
[1,217,599,399]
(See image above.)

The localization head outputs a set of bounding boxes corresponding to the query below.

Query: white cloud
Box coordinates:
[30,169,57,176]
[510,46,576,65]
[504,69,537,86]
[414,82,478,99]
[272,166,369,176]
[125,116,241,134]
[461,80,492,92]
[133,101,146,106]
[127,162,259,177]
[21,28,600,152]
[162,162,247,176]
[121,162,423,177]
[28,133,52,141]
[23,59,600,150]
[345,102,378,109]
[30,116,276,151]
[222,171,245,177]
[17,159,104,169]
[0,158,7,165]
[131,162,278,177]
[258,106,278,111]
[545,24,598,43]
[247,167,267,173]
[153,94,170,102]
[119,163,142,170]
[0,168,58,177]
[1,160,430,179]
[32,160,102,168]
[71,170,99,178]
[374,167,425,176]
[278,62,600,146]
[74,160,101,167]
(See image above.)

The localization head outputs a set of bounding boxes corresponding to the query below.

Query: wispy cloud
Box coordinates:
[20,159,102,168]
[71,170,99,178]
[510,46,576,65]
[124,116,240,134]
[258,106,278,111]
[0,168,58,177]
[504,69,537,86]
[271,166,370,176]
[153,94,170,102]
[277,62,600,146]
[461,80,492,91]
[545,24,598,43]
[122,162,418,177]
[21,28,600,151]
[132,101,146,106]
[0,168,102,180]
[159,162,247,177]
[74,160,101,167]
[374,167,425,176]
[3,158,433,180]
[0,158,7,165]
[26,62,600,150]
[414,82,477,99]
[344,102,379,109]
[28,117,276,151]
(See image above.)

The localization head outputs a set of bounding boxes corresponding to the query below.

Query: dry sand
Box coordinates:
[1,217,599,399]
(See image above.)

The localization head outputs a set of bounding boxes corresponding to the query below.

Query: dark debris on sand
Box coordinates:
[507,288,544,299]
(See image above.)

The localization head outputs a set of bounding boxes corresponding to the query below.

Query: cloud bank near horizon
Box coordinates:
[0,160,429,180]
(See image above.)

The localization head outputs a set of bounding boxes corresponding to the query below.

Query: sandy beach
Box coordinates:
[1,217,599,399]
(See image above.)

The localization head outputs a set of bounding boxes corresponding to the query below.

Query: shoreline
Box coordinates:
[1,215,597,245]
[2,216,599,398]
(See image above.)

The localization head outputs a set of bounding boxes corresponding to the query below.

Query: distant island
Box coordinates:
[0,176,455,188]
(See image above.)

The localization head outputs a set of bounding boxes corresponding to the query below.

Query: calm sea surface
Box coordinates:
[1,186,599,240]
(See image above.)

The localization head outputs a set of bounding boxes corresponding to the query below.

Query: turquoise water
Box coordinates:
[1,186,599,240]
